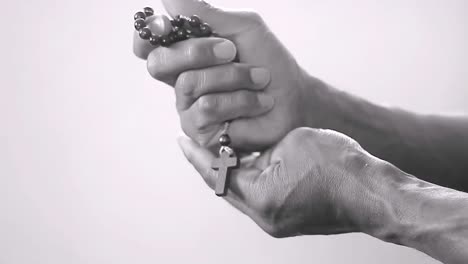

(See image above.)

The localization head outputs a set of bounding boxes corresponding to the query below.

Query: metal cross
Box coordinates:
[211,150,238,196]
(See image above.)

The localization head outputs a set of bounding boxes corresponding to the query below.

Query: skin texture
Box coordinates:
[178,128,468,264]
[178,128,381,237]
[322,88,468,192]
[134,0,329,151]
[133,0,468,191]
[132,0,468,262]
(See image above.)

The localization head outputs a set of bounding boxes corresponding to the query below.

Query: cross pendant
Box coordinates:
[211,150,238,196]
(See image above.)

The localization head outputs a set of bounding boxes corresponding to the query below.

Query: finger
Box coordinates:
[183,90,274,135]
[175,63,271,111]
[133,15,173,60]
[146,37,237,84]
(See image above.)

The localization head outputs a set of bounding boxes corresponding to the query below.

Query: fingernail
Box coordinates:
[250,68,271,88]
[258,93,275,110]
[213,40,236,61]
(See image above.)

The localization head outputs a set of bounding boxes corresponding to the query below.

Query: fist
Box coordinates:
[178,127,388,237]
[133,0,332,151]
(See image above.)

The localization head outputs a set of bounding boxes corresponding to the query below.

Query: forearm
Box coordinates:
[306,75,468,191]
[367,164,468,264]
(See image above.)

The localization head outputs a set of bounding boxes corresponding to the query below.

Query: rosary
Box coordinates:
[134,7,239,196]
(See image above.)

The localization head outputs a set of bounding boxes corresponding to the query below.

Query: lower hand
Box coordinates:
[178,127,390,237]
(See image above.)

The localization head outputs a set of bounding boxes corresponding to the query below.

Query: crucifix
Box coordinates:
[211,150,238,196]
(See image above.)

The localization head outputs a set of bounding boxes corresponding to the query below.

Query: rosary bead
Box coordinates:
[176,28,188,40]
[189,15,201,27]
[160,35,172,47]
[138,28,152,39]
[134,18,146,31]
[219,134,231,146]
[168,31,178,43]
[143,7,154,16]
[151,15,173,36]
[134,11,146,20]
[149,34,161,46]
[172,15,186,27]
[190,27,202,37]
[199,23,212,37]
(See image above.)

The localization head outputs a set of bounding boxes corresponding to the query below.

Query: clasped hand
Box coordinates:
[133,0,388,238]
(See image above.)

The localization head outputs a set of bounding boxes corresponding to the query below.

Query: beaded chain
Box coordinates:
[134,7,216,47]
[133,7,237,197]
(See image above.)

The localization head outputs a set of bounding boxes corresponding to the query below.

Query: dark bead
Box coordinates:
[189,15,201,27]
[139,28,152,39]
[199,23,212,37]
[176,28,188,40]
[172,15,186,27]
[134,18,146,30]
[134,11,146,20]
[168,31,178,43]
[219,134,231,146]
[160,35,172,47]
[190,27,202,37]
[149,34,161,46]
[143,7,154,16]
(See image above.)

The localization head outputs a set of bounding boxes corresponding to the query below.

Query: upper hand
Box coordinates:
[133,0,334,151]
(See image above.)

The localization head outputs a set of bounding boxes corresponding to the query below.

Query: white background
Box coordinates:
[1,0,467,263]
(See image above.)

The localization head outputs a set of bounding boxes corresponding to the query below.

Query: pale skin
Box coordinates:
[133,0,468,263]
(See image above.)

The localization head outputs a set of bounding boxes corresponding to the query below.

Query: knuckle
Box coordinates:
[190,108,213,136]
[284,127,315,145]
[147,49,169,80]
[193,114,209,132]
[196,71,209,95]
[236,91,257,109]
[346,137,362,149]
[223,65,241,84]
[197,95,219,115]
[317,129,359,148]
[177,71,197,96]
[181,117,211,146]
[244,11,264,25]
[184,44,203,65]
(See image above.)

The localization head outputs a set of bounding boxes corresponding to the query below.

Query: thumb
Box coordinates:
[162,0,261,36]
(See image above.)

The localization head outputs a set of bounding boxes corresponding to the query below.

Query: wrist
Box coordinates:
[364,164,468,263]
[337,159,415,242]
[300,73,344,130]
[357,162,414,242]
[301,73,394,141]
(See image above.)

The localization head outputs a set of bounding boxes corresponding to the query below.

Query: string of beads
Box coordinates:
[134,7,215,47]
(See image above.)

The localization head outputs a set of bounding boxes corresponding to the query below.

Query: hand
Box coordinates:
[177,127,389,237]
[134,0,336,150]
